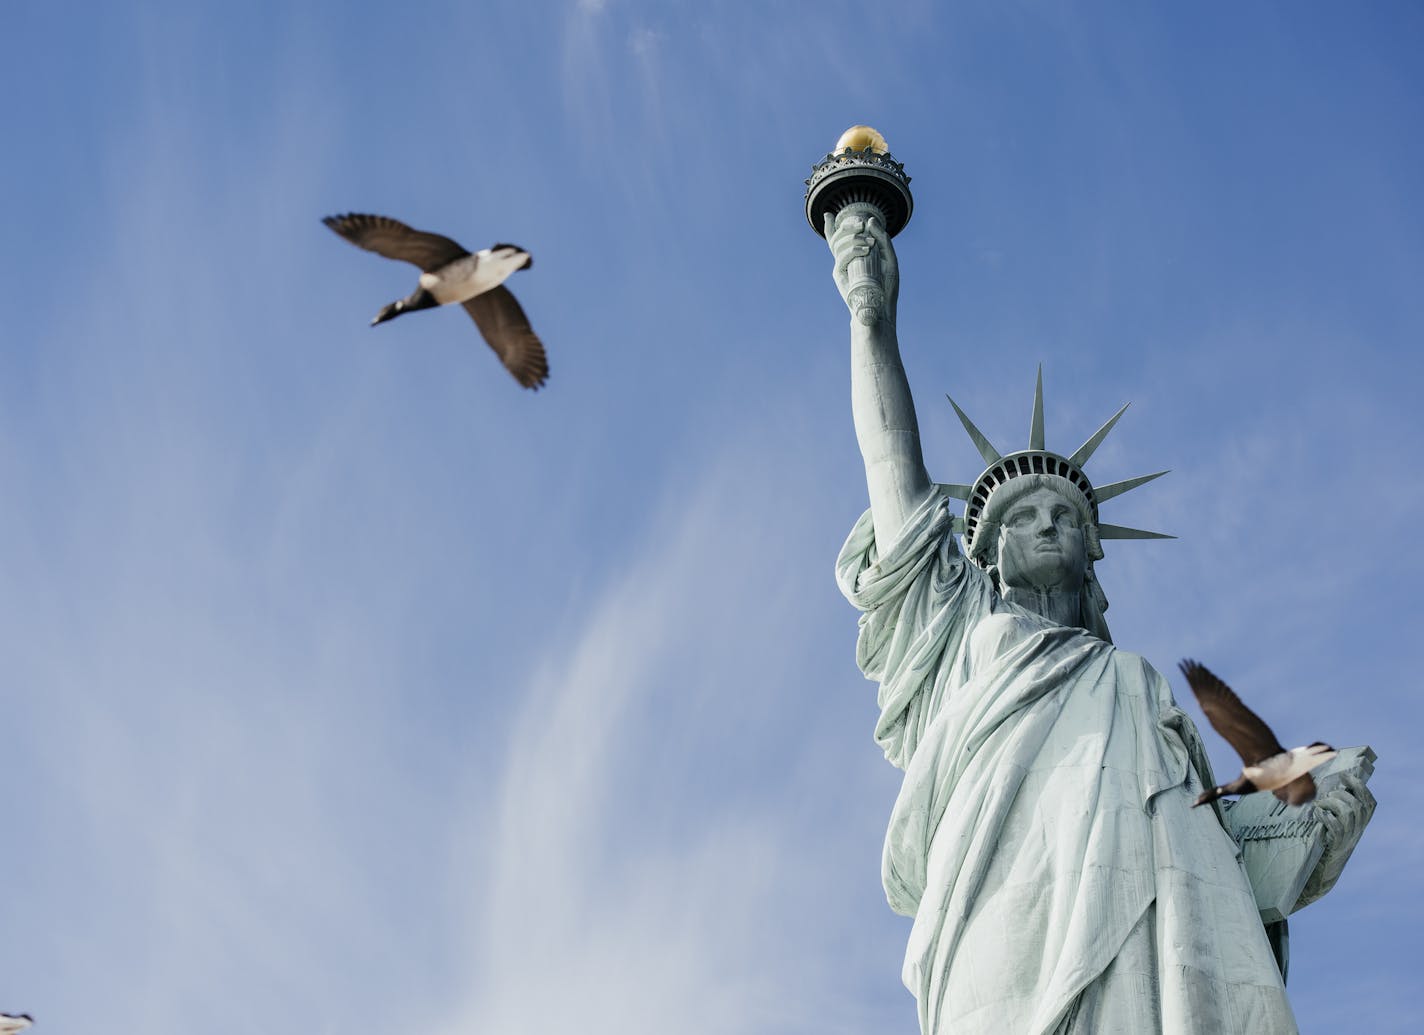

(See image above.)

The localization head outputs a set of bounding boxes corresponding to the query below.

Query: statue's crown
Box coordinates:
[944,369,1174,564]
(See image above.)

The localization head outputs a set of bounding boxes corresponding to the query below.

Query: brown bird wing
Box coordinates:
[462,287,549,390]
[1274,772,1317,806]
[1179,659,1287,765]
[322,213,469,272]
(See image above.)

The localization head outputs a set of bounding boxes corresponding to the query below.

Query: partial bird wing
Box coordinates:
[322,213,469,272]
[462,287,549,389]
[0,1014,33,1034]
[1275,772,1317,806]
[1179,659,1287,765]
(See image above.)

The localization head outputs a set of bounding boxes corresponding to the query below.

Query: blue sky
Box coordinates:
[3,2,1421,1032]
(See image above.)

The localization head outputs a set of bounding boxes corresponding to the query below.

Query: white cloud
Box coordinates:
[434,439,903,1034]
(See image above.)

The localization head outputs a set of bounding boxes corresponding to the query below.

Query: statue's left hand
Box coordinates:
[1295,773,1376,909]
[825,209,899,325]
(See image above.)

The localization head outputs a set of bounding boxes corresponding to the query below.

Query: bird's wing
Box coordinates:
[1179,659,1287,765]
[462,287,549,389]
[322,213,469,272]
[0,1014,33,1034]
[1274,772,1317,806]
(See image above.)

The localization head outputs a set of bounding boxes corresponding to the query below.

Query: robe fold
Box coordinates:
[836,490,1297,1035]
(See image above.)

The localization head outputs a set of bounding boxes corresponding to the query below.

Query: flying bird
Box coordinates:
[322,213,549,389]
[1179,659,1336,807]
[0,1014,33,1033]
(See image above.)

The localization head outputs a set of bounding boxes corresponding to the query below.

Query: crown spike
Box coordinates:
[1098,523,1176,541]
[1068,403,1130,468]
[1093,470,1170,503]
[946,394,1003,466]
[937,483,975,501]
[1029,365,1045,451]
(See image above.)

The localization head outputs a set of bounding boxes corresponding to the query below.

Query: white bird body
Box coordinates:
[1242,743,1338,793]
[0,1013,33,1033]
[419,246,531,304]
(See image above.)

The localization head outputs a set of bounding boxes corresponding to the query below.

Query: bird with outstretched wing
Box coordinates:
[323,213,549,390]
[1179,659,1335,807]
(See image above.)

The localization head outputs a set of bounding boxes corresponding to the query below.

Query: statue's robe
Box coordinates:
[836,490,1297,1035]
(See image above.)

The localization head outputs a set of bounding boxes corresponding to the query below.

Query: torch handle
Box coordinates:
[839,201,889,326]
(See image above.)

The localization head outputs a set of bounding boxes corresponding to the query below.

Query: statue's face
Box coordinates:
[995,487,1087,593]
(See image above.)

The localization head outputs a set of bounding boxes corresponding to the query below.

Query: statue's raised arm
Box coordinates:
[825,208,932,551]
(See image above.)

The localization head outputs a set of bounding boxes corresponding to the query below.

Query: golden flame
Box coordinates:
[834,125,889,155]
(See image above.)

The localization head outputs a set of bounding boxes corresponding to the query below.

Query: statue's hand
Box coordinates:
[1295,773,1376,909]
[825,208,899,326]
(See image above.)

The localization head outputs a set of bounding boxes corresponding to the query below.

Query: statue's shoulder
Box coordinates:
[1100,647,1183,706]
[1097,641,1152,671]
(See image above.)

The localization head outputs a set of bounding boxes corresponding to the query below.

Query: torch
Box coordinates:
[804,125,914,324]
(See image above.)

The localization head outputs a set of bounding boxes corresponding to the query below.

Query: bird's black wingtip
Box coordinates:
[322,213,367,233]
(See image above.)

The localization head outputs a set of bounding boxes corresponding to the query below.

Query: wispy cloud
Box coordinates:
[435,431,906,1034]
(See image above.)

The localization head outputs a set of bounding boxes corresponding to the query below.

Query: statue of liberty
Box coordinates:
[816,133,1373,1035]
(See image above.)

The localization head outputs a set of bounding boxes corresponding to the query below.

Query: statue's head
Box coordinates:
[967,474,1108,637]
[978,479,1097,593]
[963,468,1103,575]
[943,371,1173,641]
